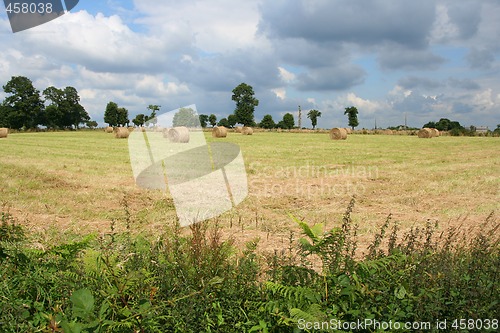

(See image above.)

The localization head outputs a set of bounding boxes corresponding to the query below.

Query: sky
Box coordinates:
[1,0,499,129]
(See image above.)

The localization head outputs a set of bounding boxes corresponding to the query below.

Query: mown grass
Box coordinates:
[0,130,498,249]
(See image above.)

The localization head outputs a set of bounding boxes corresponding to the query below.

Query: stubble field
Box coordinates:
[0,130,498,253]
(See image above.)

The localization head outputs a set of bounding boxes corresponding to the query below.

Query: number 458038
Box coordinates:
[5,2,54,14]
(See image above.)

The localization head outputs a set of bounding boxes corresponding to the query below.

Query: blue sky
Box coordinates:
[1,0,499,129]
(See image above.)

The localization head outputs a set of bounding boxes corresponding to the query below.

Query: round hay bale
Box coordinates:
[128,126,135,132]
[344,127,352,134]
[329,127,347,140]
[105,126,114,133]
[0,128,8,138]
[234,126,242,133]
[241,126,253,135]
[167,126,190,143]
[384,129,394,135]
[115,127,130,139]
[430,128,440,137]
[212,126,227,138]
[417,128,433,138]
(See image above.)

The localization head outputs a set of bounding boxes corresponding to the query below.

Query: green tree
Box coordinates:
[104,102,118,127]
[146,104,160,126]
[43,104,63,129]
[493,124,500,136]
[43,86,85,129]
[0,105,10,127]
[63,86,89,129]
[232,83,259,126]
[307,109,322,129]
[423,121,437,129]
[344,106,359,130]
[86,120,98,129]
[208,114,217,127]
[281,113,295,129]
[424,118,464,131]
[2,76,44,129]
[259,114,276,129]
[227,114,238,128]
[132,114,146,127]
[217,117,230,127]
[173,107,199,127]
[199,114,209,128]
[116,107,129,127]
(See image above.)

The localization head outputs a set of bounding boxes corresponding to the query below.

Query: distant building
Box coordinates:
[476,126,489,134]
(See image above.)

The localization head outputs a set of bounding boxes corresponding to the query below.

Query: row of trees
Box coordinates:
[0,76,358,131]
[104,103,161,128]
[0,76,92,130]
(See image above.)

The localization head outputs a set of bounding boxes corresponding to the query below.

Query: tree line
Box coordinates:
[0,76,358,131]
[0,76,93,130]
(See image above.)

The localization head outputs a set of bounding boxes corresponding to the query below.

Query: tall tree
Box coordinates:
[279,113,295,129]
[116,107,129,127]
[146,104,160,126]
[199,114,209,128]
[63,86,89,129]
[104,101,119,127]
[173,107,199,127]
[2,76,44,129]
[227,114,238,128]
[259,114,275,129]
[44,86,89,129]
[344,106,359,130]
[307,109,322,129]
[132,114,146,127]
[217,117,230,128]
[208,114,217,127]
[232,83,259,126]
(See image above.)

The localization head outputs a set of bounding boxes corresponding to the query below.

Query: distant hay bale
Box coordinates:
[115,127,130,139]
[430,128,440,137]
[417,128,433,138]
[0,128,8,138]
[167,126,190,143]
[212,126,227,138]
[241,126,253,135]
[329,127,348,140]
[128,126,135,132]
[234,126,242,133]
[105,126,114,133]
[384,129,394,135]
[344,128,352,134]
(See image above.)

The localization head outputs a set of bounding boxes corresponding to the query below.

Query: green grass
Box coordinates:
[0,130,498,249]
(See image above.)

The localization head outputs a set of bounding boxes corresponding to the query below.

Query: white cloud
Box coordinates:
[271,88,286,100]
[133,0,261,53]
[278,66,296,83]
[431,4,461,43]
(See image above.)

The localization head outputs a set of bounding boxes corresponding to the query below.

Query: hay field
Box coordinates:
[0,131,498,251]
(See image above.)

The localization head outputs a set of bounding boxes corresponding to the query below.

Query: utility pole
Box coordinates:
[374,118,377,130]
[298,105,302,129]
[404,113,407,130]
